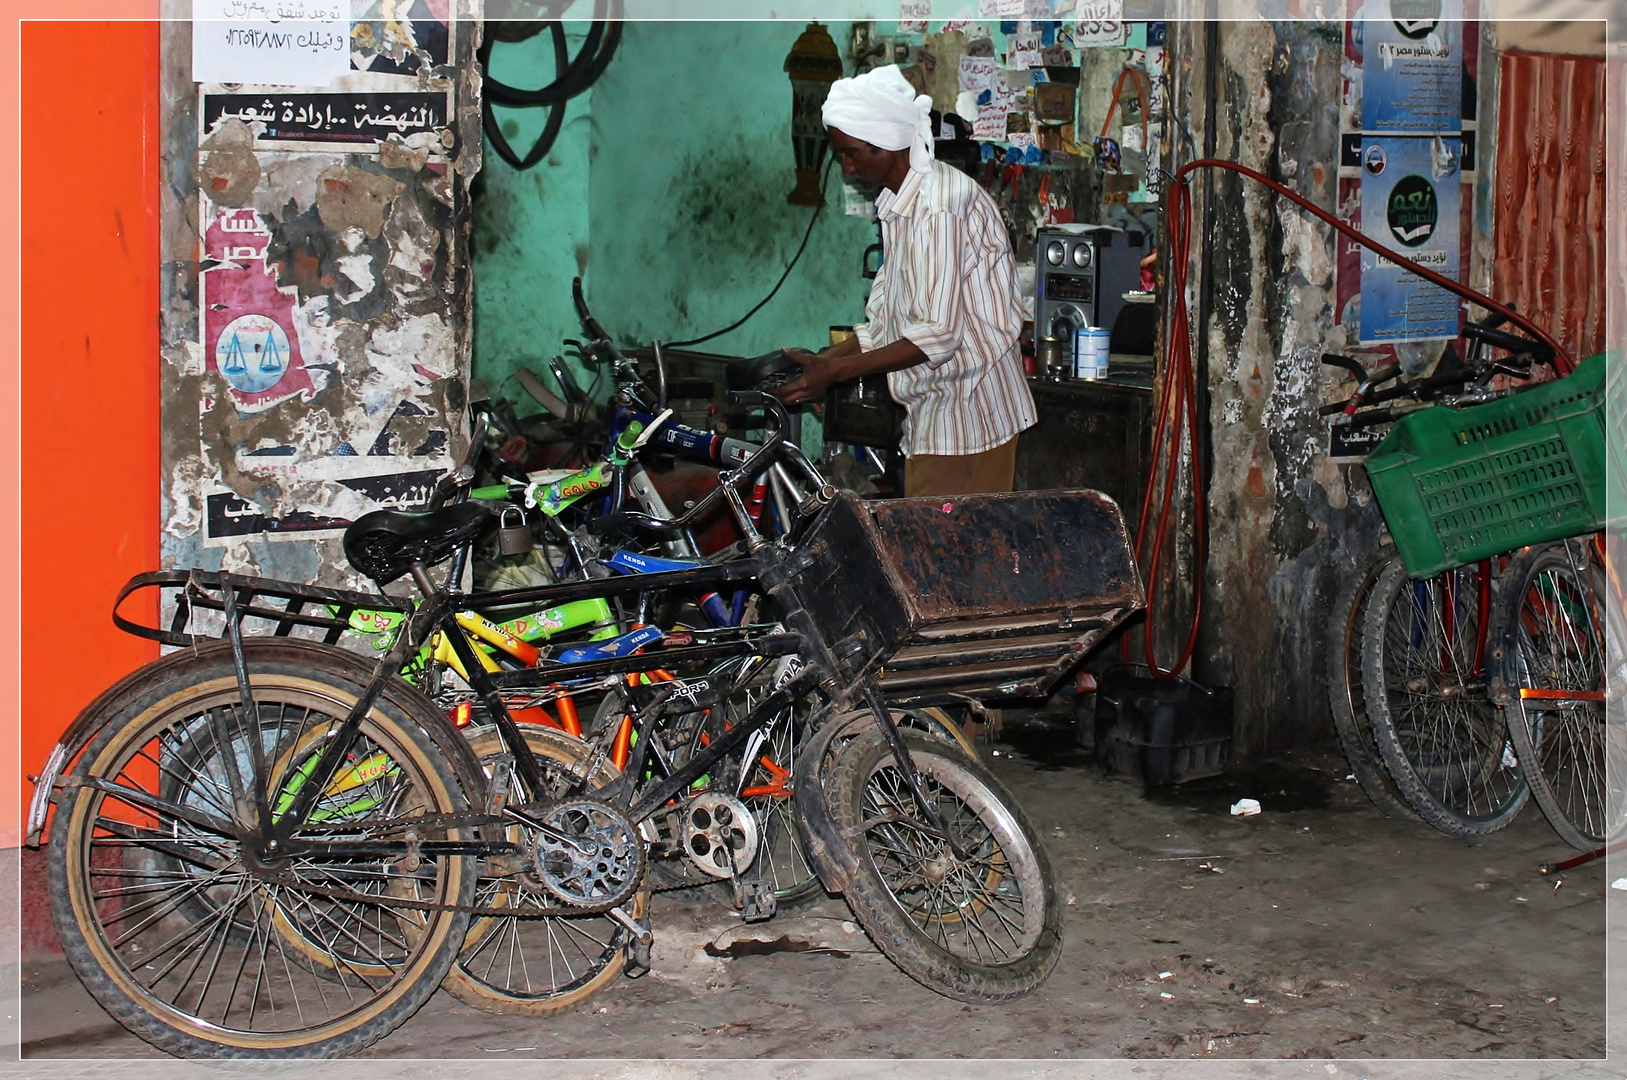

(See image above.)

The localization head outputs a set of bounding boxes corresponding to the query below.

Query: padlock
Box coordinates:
[497,506,533,556]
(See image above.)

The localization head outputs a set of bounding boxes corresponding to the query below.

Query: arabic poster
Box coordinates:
[1358,0,1464,133]
[201,90,449,146]
[192,0,351,87]
[1008,32,1044,67]
[200,208,320,413]
[898,0,931,34]
[206,469,442,539]
[1357,134,1463,343]
[1076,0,1127,47]
[959,55,996,93]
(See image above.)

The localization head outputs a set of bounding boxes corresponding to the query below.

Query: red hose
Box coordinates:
[1133,158,1573,681]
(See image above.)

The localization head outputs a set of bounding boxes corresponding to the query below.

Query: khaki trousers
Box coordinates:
[903,436,1020,498]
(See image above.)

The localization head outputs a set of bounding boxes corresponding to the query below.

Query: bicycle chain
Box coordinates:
[256,808,649,918]
[249,858,647,920]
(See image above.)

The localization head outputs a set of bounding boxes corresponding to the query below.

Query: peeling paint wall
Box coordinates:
[158,3,484,588]
[1170,18,1388,757]
[1170,16,1513,757]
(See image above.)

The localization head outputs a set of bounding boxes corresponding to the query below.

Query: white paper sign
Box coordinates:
[973,81,1023,140]
[958,55,996,92]
[978,0,1025,17]
[1008,32,1043,67]
[1075,0,1126,47]
[899,0,932,33]
[974,103,1009,140]
[192,0,351,87]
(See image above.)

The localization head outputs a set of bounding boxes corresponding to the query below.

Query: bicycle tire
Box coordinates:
[826,728,1062,1003]
[1361,556,1528,836]
[904,705,981,761]
[1325,549,1417,820]
[1494,540,1623,850]
[47,640,476,1059]
[441,725,648,1015]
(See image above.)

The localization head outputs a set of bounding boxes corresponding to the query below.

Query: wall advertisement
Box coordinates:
[1357,134,1463,343]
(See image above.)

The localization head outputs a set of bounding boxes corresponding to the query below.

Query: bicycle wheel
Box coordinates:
[669,655,825,907]
[1361,555,1528,835]
[901,705,981,760]
[1494,539,1624,850]
[441,725,649,1015]
[1325,549,1417,820]
[47,640,476,1059]
[826,728,1062,1002]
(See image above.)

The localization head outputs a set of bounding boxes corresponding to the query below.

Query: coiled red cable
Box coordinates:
[1132,157,1573,681]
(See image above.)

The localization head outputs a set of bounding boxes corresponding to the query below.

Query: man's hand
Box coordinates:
[772,347,839,407]
[771,336,928,407]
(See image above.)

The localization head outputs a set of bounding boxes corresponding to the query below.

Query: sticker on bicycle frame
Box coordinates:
[772,654,804,691]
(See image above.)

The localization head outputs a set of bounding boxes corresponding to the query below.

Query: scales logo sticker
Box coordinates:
[1385,175,1438,247]
[215,314,291,395]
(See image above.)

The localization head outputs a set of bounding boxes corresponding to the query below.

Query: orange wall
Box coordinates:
[17,21,161,840]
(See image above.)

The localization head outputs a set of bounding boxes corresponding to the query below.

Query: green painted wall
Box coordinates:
[585,21,876,357]
[470,24,596,399]
[472,21,877,398]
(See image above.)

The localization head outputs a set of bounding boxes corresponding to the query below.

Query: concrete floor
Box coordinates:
[14,715,1619,1066]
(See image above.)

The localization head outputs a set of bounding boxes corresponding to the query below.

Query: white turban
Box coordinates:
[821,64,935,175]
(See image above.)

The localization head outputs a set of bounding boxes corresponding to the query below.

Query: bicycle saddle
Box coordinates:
[343,502,494,585]
[724,349,802,392]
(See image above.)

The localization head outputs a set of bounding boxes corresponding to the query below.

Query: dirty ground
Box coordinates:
[15,714,1614,1064]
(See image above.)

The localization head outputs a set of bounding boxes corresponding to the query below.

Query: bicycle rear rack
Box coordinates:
[112,569,415,648]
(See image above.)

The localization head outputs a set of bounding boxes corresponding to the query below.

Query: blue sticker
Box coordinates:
[1000,20,1018,34]
[1149,22,1166,46]
[215,314,290,395]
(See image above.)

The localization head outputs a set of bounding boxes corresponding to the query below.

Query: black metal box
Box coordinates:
[791,490,1145,702]
[821,375,904,450]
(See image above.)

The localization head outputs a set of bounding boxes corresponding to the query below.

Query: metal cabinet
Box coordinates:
[1015,366,1154,517]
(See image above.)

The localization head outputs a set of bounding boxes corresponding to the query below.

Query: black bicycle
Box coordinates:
[31,389,1144,1057]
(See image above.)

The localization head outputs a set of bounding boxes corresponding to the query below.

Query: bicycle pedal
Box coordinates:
[483,755,513,814]
[610,906,653,979]
[624,924,653,978]
[733,878,778,923]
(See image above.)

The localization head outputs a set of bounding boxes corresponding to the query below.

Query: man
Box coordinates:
[773,65,1036,498]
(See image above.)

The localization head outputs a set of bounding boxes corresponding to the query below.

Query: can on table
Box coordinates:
[1074,327,1111,380]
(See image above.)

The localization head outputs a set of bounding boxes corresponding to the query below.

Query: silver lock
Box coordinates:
[497,506,533,556]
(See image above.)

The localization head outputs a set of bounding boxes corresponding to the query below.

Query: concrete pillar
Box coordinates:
[158,3,484,587]
[1166,15,1492,756]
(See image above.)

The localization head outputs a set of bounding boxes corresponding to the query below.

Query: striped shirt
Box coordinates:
[854,160,1036,457]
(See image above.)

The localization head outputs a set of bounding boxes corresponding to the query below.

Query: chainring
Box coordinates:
[531,796,646,908]
[680,791,760,880]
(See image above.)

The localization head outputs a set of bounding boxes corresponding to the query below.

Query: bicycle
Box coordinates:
[1490,533,1623,850]
[32,390,1139,1057]
[1321,315,1552,835]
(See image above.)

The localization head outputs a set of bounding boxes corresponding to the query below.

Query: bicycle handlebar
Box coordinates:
[572,275,612,345]
[600,392,792,535]
[1463,321,1552,361]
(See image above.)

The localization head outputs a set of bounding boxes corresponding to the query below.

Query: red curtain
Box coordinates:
[1492,50,1607,361]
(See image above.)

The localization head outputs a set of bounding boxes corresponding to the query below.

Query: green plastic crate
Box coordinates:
[1364,353,1608,578]
[1605,352,1627,528]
